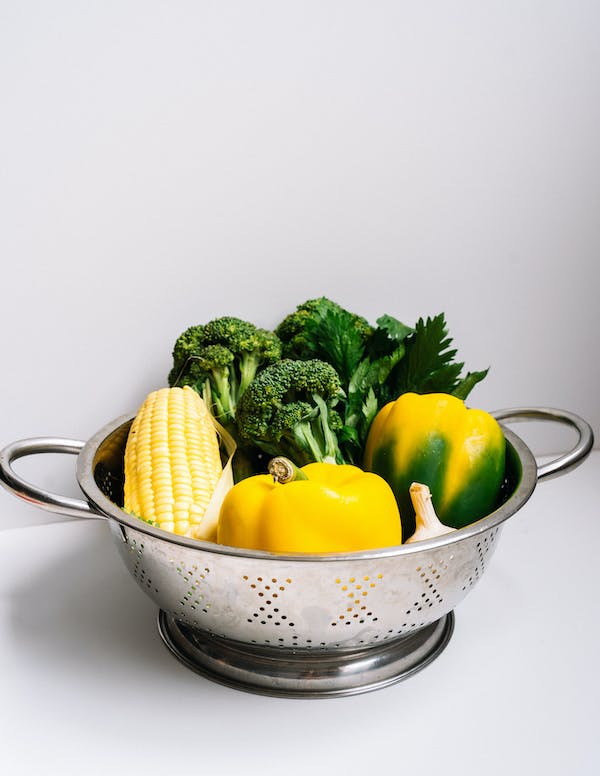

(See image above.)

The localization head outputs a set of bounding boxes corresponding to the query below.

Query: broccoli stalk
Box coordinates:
[235,359,344,466]
[238,351,265,397]
[280,400,338,465]
[287,411,330,464]
[191,344,236,421]
[313,395,341,464]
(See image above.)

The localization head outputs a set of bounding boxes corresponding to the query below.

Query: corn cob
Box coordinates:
[124,385,223,540]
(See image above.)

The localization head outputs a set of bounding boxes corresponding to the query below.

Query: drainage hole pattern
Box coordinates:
[332,574,383,629]
[462,530,498,592]
[128,539,159,594]
[171,561,212,615]
[244,575,297,646]
[395,559,450,633]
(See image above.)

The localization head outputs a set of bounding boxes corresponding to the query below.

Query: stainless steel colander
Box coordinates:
[0,407,593,697]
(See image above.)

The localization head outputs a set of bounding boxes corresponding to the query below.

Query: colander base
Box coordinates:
[157,610,454,698]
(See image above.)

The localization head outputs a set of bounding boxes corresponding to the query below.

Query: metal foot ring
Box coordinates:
[157,610,455,698]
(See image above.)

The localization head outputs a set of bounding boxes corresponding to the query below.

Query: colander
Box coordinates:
[0,407,593,698]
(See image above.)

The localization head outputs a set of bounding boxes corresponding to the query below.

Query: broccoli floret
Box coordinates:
[236,359,345,465]
[274,298,326,360]
[275,298,383,463]
[168,316,282,426]
[275,297,373,368]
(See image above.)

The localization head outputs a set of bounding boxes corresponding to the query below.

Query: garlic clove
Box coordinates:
[405,482,456,544]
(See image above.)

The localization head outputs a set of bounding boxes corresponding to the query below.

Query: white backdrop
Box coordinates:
[1,1,598,530]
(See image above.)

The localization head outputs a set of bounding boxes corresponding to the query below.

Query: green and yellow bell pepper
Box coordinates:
[364,392,506,536]
[217,461,402,553]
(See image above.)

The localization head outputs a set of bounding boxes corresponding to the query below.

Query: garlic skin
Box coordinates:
[405,482,456,544]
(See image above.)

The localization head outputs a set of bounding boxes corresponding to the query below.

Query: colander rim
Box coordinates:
[77,412,538,561]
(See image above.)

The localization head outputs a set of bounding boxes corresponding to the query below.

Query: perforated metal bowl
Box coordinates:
[0,407,593,697]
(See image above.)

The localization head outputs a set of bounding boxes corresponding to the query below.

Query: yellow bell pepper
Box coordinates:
[217,461,402,553]
[364,392,506,536]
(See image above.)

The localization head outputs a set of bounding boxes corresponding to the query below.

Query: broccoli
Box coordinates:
[275,297,373,378]
[168,316,282,426]
[236,358,345,466]
[274,298,412,462]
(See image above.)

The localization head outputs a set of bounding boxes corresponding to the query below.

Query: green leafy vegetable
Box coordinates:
[384,313,488,400]
[275,301,487,463]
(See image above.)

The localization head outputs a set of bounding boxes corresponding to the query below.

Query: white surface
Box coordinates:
[1,452,598,776]
[1,2,599,531]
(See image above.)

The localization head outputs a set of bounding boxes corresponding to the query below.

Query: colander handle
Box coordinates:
[492,407,594,481]
[0,437,106,520]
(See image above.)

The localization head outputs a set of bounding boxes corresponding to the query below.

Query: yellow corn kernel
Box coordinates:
[124,386,222,539]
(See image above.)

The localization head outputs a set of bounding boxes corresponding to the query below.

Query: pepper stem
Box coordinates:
[268,457,308,484]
